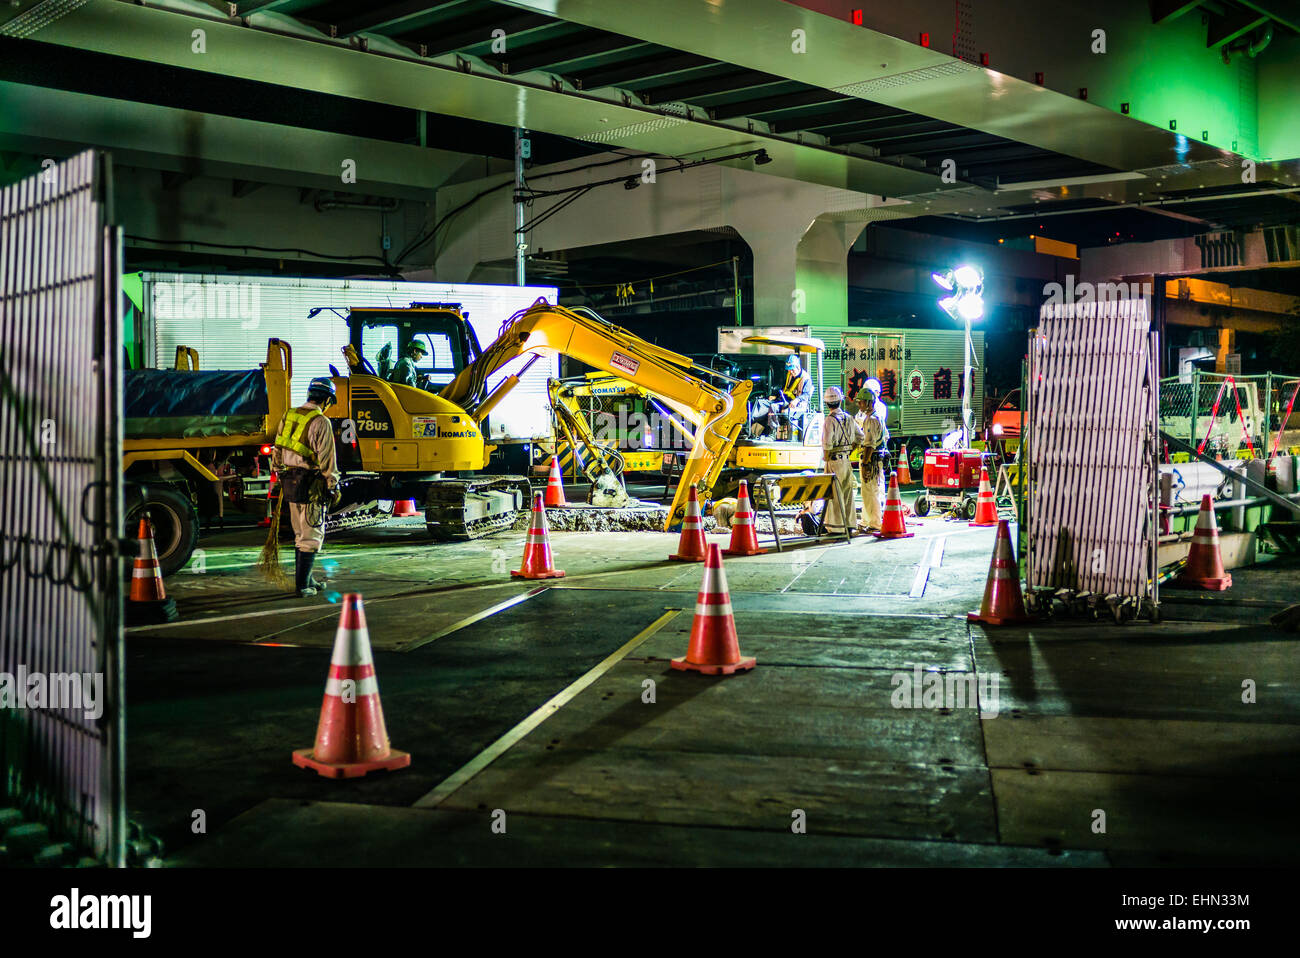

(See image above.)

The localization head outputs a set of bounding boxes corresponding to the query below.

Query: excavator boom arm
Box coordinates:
[442,300,750,529]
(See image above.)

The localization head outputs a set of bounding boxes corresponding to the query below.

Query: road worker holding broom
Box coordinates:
[260,376,341,597]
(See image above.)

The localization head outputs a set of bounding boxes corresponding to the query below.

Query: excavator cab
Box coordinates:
[346,304,483,397]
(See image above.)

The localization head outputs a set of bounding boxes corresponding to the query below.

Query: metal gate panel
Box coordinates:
[0,150,124,864]
[1025,299,1159,605]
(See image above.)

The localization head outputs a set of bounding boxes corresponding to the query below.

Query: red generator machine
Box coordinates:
[914,448,991,520]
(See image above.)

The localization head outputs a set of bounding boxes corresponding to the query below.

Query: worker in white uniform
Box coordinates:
[853,379,889,532]
[272,376,341,596]
[821,385,863,535]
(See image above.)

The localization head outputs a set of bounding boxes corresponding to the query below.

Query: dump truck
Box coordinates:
[123,340,292,575]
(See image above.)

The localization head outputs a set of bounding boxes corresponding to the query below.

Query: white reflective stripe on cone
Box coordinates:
[132,566,160,578]
[695,602,734,617]
[330,632,375,667]
[324,676,379,697]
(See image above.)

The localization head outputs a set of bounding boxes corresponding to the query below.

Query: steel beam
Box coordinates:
[500,0,1225,172]
[574,54,715,92]
[504,34,648,75]
[336,0,471,38]
[23,1,950,198]
[642,70,784,104]
[415,12,554,56]
[0,81,470,199]
[1149,0,1206,24]
[1207,9,1270,48]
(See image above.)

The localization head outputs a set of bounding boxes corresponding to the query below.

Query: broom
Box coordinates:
[257,494,290,589]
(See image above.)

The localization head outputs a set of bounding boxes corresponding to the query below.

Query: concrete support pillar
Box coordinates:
[739,217,858,327]
[1216,327,1235,373]
[434,155,910,327]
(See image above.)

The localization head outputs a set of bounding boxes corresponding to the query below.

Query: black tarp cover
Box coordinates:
[125,368,268,418]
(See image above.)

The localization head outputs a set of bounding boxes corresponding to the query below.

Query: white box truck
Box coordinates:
[837,326,985,470]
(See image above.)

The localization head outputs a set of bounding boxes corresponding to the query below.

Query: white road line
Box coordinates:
[400,587,548,652]
[909,534,951,598]
[412,608,683,809]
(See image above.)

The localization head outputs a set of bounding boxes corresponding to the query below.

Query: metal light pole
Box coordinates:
[514,129,527,286]
[962,315,973,447]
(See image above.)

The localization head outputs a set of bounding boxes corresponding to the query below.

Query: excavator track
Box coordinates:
[425,476,533,541]
[324,503,395,535]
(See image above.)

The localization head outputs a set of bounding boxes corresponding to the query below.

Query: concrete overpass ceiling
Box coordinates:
[1,0,1293,253]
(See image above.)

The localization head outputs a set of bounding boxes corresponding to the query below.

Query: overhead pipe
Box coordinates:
[314,196,399,212]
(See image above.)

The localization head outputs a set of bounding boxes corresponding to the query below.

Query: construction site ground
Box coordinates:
[127,480,1300,867]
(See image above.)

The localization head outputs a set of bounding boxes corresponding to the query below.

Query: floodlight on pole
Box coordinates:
[931,263,985,447]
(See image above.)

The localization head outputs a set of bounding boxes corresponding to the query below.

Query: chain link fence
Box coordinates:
[1159,370,1300,459]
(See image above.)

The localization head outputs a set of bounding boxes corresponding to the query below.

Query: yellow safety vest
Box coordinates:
[275,406,323,465]
[783,370,810,401]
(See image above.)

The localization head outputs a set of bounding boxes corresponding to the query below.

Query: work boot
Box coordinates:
[295,549,326,597]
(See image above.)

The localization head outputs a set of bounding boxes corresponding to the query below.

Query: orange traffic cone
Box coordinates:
[293,593,411,779]
[669,483,708,561]
[969,466,998,526]
[512,493,566,579]
[671,544,756,675]
[545,456,568,507]
[968,519,1032,625]
[895,453,913,485]
[1174,494,1232,591]
[126,513,179,625]
[393,498,419,517]
[723,479,766,557]
[873,472,915,539]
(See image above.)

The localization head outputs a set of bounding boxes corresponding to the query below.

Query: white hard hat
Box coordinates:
[862,377,881,398]
[823,385,844,404]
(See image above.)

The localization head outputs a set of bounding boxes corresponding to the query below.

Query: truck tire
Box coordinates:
[126,483,200,578]
[914,494,931,517]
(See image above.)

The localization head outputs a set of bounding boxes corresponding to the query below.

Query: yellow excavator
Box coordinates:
[540,373,696,505]
[327,298,752,534]
[543,333,828,500]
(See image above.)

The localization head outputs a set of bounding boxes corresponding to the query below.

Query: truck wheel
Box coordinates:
[126,484,199,578]
[914,495,930,517]
[963,497,978,520]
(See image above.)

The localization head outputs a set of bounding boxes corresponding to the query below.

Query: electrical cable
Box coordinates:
[125,234,398,269]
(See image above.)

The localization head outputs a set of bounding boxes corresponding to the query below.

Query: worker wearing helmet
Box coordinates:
[271,376,341,596]
[853,378,890,533]
[388,339,429,389]
[766,354,813,440]
[821,384,864,536]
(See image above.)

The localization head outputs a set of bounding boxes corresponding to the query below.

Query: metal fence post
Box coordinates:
[1190,367,1199,447]
[1264,372,1273,458]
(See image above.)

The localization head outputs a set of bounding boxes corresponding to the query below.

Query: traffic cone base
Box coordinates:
[969,465,998,527]
[723,479,766,557]
[126,597,179,626]
[514,493,565,579]
[544,456,568,507]
[294,593,409,779]
[671,655,756,676]
[969,519,1032,626]
[512,567,566,579]
[670,483,708,561]
[292,747,411,779]
[126,513,180,625]
[874,472,915,539]
[393,498,419,517]
[1173,494,1232,591]
[671,544,755,675]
